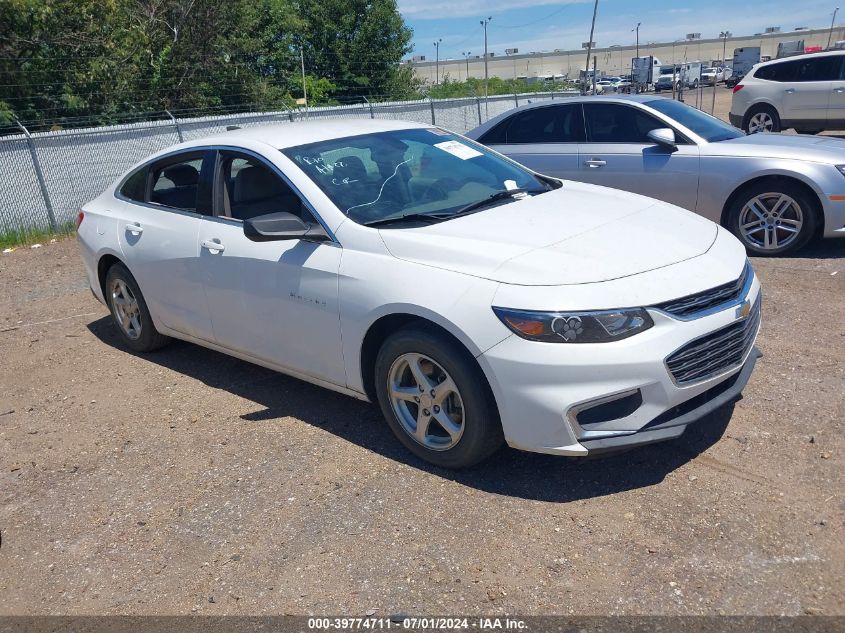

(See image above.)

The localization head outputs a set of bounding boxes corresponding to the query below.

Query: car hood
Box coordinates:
[714,133,845,162]
[378,182,718,286]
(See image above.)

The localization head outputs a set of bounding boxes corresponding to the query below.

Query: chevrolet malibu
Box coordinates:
[77,120,761,468]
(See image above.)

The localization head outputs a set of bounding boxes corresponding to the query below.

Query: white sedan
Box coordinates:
[77,120,762,468]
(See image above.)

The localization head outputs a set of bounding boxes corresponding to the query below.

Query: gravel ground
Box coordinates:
[1,237,844,616]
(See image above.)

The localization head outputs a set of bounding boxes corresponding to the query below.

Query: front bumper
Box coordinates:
[477,279,762,457]
[579,348,759,454]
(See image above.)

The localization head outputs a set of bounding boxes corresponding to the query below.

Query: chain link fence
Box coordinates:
[0,91,577,236]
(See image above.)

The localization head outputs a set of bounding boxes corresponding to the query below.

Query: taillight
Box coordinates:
[75,211,85,231]
[732,84,744,94]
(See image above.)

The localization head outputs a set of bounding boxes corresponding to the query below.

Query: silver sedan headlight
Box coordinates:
[492,307,653,343]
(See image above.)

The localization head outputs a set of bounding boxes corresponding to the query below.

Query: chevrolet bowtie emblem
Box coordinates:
[736,300,752,320]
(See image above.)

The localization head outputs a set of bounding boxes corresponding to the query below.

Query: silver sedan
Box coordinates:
[466,95,845,255]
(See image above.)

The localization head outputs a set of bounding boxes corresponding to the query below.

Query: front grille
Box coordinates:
[666,298,761,385]
[656,263,750,319]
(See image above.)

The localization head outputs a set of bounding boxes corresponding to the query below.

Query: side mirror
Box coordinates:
[243,212,330,243]
[648,128,677,150]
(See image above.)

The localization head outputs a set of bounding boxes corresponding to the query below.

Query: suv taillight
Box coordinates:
[732,84,744,94]
[75,211,85,231]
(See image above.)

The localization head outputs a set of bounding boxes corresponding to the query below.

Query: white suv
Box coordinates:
[730,50,845,134]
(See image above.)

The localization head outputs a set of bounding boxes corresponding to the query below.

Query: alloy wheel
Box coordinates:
[739,192,804,251]
[747,111,774,134]
[387,352,465,451]
[110,278,142,340]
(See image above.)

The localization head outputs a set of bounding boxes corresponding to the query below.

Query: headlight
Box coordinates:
[492,306,653,343]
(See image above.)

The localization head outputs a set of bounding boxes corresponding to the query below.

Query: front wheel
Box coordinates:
[374,325,503,468]
[104,263,170,352]
[726,182,818,256]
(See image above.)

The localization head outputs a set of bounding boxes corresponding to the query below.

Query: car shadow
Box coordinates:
[797,239,845,259]
[87,316,734,503]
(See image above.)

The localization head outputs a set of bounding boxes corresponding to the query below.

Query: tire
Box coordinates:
[104,262,170,352]
[374,324,503,469]
[743,105,781,134]
[726,181,819,256]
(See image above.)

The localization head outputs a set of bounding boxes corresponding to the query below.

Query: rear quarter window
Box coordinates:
[119,168,147,202]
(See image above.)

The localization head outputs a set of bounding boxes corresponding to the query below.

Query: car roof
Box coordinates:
[755,49,845,67]
[178,118,430,151]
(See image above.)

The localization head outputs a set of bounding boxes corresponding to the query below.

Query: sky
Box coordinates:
[398,0,840,60]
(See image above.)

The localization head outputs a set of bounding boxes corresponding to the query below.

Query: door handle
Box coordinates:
[126,222,143,235]
[201,239,225,253]
[584,159,607,168]
[834,87,845,93]
[784,88,796,94]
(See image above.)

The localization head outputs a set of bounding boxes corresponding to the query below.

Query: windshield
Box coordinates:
[644,98,744,142]
[659,66,676,75]
[282,128,549,225]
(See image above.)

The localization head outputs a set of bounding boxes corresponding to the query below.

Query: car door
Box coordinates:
[115,150,215,341]
[196,149,346,386]
[826,54,845,126]
[476,103,585,180]
[786,55,841,125]
[577,102,701,212]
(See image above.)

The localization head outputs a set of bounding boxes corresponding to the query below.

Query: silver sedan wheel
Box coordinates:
[739,192,804,251]
[110,278,142,340]
[747,111,774,134]
[387,353,465,451]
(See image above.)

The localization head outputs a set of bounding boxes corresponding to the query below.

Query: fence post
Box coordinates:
[15,120,57,231]
[165,109,184,143]
[514,92,519,107]
[476,97,482,124]
[429,98,436,125]
[363,96,375,119]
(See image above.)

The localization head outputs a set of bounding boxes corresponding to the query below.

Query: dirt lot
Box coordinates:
[0,236,843,616]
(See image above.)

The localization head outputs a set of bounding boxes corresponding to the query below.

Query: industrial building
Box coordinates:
[407,26,844,83]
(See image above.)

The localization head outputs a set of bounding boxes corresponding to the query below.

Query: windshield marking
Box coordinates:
[344,157,413,215]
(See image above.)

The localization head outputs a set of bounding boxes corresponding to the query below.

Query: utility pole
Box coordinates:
[633,22,641,58]
[828,7,839,48]
[462,51,471,80]
[631,22,641,93]
[300,47,308,119]
[481,17,492,116]
[434,38,442,84]
[583,0,599,94]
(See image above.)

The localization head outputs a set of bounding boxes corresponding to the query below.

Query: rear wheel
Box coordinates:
[374,325,503,468]
[104,263,170,352]
[726,182,818,256]
[743,105,781,134]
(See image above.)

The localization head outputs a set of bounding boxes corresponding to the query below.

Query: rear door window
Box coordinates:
[794,55,843,81]
[480,104,586,144]
[149,153,207,212]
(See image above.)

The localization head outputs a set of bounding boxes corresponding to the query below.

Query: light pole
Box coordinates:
[583,0,599,94]
[462,51,471,80]
[631,22,641,92]
[481,16,492,115]
[712,31,731,114]
[633,22,641,59]
[434,38,442,85]
[828,7,839,48]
